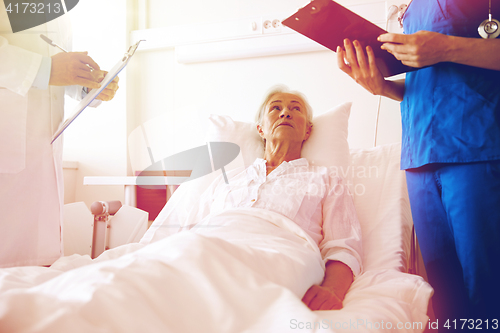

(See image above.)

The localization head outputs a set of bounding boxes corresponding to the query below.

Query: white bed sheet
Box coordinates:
[0,143,433,333]
[350,143,414,272]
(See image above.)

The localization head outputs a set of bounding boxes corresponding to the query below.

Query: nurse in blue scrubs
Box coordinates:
[337,0,500,329]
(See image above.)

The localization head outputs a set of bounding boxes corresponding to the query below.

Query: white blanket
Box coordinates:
[0,141,434,333]
[0,208,315,332]
[0,209,431,333]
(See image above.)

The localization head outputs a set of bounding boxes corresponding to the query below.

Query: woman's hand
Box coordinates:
[337,38,386,96]
[302,284,343,310]
[379,31,451,68]
[302,260,353,311]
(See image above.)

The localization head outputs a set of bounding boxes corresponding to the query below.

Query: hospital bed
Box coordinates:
[0,102,432,333]
[63,200,149,259]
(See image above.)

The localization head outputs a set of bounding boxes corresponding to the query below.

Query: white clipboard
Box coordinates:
[51,40,144,143]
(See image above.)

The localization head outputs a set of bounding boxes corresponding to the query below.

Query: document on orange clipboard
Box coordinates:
[282,0,413,77]
[51,40,144,144]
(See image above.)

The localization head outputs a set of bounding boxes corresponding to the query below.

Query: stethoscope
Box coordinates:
[479,0,500,38]
[399,0,499,39]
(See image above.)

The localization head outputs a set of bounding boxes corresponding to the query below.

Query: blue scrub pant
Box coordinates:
[406,161,500,328]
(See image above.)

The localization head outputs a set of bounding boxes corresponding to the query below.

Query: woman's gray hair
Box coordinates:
[255,85,313,125]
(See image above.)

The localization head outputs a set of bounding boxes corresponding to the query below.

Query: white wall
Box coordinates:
[127,0,406,175]
[62,0,128,207]
[62,0,407,206]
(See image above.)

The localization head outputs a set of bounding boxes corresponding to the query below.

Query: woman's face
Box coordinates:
[257,93,312,146]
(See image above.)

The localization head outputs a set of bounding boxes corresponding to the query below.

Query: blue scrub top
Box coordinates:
[401,0,500,170]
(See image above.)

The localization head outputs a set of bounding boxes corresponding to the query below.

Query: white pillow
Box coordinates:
[205,102,352,172]
[350,143,413,272]
[142,102,352,244]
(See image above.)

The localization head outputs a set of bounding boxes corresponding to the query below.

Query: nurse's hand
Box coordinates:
[95,74,119,102]
[337,38,386,96]
[337,38,405,102]
[379,31,450,68]
[49,52,102,89]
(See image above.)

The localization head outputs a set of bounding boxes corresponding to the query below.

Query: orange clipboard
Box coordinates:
[282,0,413,77]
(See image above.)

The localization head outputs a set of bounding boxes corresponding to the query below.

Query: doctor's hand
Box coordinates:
[95,74,119,102]
[379,31,450,68]
[337,38,405,102]
[337,38,387,96]
[49,52,102,89]
[302,284,343,310]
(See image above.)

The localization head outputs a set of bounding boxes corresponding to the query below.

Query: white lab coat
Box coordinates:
[0,5,77,267]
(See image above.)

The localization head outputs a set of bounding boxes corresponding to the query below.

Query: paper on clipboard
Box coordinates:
[51,40,144,143]
[282,0,414,77]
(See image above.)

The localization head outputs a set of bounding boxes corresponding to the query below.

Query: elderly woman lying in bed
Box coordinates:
[0,87,363,333]
[258,86,362,311]
[177,86,363,311]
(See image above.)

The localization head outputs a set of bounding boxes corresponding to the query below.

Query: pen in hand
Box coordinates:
[40,34,69,53]
[40,33,106,93]
[40,34,96,71]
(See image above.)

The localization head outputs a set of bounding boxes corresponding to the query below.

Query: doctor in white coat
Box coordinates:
[0,3,119,267]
